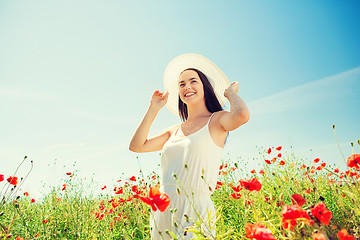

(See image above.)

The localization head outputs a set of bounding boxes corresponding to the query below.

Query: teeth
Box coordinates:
[185,93,195,97]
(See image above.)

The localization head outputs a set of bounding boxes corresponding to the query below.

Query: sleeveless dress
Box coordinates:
[150,114,223,239]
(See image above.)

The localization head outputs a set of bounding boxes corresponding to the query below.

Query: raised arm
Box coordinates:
[129,90,173,153]
[218,81,250,132]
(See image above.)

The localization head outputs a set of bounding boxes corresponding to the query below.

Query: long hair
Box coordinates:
[178,68,223,121]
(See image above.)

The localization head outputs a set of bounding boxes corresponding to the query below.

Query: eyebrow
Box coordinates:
[179,77,197,83]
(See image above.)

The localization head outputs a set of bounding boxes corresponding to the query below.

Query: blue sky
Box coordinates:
[1,1,359,198]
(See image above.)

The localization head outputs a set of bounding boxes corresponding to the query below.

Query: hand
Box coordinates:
[150,90,169,110]
[224,81,239,98]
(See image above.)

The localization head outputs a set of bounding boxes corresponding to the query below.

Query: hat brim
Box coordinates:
[163,54,230,115]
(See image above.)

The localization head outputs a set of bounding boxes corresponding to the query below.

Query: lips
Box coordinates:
[184,92,196,97]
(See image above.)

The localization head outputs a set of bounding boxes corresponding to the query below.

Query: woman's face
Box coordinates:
[178,70,205,105]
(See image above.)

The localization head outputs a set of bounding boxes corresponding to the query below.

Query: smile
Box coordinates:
[184,92,196,97]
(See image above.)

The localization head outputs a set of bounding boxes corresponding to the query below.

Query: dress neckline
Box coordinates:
[174,113,214,138]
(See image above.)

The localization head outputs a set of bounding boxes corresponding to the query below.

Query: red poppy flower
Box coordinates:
[95,212,105,220]
[337,229,355,240]
[132,185,143,195]
[267,148,271,154]
[115,187,124,194]
[7,176,18,185]
[321,162,326,167]
[245,199,254,205]
[305,188,313,194]
[215,181,223,190]
[250,169,256,174]
[281,205,311,230]
[219,164,224,170]
[259,170,265,175]
[31,199,35,203]
[334,168,340,173]
[277,153,282,158]
[0,174,4,182]
[101,185,107,190]
[66,172,72,176]
[62,184,67,191]
[139,186,170,212]
[129,176,137,181]
[276,146,282,151]
[265,160,271,164]
[313,233,326,240]
[231,193,242,199]
[245,223,276,240]
[34,233,40,238]
[112,201,119,208]
[271,157,277,163]
[42,219,48,224]
[231,184,243,192]
[347,154,360,170]
[279,160,285,166]
[314,158,320,163]
[291,194,306,207]
[300,165,307,170]
[239,178,262,191]
[24,192,29,196]
[311,202,332,225]
[316,166,323,171]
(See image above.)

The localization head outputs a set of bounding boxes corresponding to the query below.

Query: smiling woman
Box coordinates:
[129,53,249,239]
[178,68,223,122]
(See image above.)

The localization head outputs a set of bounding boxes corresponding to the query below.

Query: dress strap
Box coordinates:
[206,112,216,125]
[174,124,181,136]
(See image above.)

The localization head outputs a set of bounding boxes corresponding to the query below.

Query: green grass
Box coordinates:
[1,144,359,240]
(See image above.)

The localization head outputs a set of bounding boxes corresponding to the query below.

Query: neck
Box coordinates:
[186,101,211,121]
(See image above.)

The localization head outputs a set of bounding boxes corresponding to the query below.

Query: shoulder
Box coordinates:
[165,124,180,136]
[211,110,228,120]
[209,111,228,128]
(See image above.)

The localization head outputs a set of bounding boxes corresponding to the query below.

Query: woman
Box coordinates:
[129,54,249,239]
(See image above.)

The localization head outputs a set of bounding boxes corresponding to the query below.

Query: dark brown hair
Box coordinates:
[178,68,223,121]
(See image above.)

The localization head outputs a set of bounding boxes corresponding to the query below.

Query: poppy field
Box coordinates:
[1,139,359,239]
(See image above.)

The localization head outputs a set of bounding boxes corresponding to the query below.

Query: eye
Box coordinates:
[179,83,185,87]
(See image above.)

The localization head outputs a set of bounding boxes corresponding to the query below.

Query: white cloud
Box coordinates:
[43,143,86,151]
[248,67,360,115]
[0,85,54,100]
[0,85,135,124]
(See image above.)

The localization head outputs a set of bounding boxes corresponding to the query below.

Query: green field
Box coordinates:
[1,143,359,240]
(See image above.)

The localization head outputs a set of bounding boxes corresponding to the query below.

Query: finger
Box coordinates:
[162,91,169,100]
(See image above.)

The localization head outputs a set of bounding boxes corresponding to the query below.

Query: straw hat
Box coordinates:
[163,53,230,115]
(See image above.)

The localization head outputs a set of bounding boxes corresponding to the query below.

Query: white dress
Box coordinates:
[150,114,223,239]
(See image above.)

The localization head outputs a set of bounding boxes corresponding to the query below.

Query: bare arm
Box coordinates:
[129,90,172,153]
[218,81,250,131]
